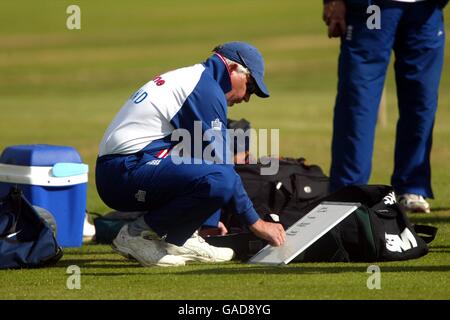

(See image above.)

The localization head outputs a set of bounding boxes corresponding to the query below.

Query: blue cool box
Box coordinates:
[0,144,88,248]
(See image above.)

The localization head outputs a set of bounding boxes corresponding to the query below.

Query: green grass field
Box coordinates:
[0,1,449,300]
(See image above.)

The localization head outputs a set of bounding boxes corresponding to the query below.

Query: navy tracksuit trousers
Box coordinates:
[96,153,254,246]
[330,1,445,198]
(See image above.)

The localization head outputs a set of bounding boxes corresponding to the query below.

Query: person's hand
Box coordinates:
[234,151,249,164]
[249,219,286,247]
[233,151,256,165]
[323,0,347,38]
[217,221,228,235]
[198,221,228,237]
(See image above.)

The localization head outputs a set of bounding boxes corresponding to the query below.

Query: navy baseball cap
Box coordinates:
[214,41,270,98]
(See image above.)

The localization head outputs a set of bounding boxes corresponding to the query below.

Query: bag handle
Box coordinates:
[413,224,438,244]
[271,181,292,215]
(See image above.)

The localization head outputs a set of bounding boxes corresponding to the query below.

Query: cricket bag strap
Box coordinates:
[413,224,438,244]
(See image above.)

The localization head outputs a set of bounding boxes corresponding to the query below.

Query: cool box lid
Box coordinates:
[0,144,82,166]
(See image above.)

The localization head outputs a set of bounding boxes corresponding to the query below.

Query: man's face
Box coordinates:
[225,64,256,106]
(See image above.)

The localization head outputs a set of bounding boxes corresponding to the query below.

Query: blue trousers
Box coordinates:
[96,153,251,246]
[330,1,445,198]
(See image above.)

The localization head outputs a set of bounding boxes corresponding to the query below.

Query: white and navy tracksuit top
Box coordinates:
[96,54,260,244]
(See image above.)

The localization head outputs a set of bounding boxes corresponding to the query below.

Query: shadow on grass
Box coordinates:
[429,245,450,253]
[171,264,450,276]
[63,251,114,256]
[429,207,450,213]
[54,258,142,269]
[50,260,450,277]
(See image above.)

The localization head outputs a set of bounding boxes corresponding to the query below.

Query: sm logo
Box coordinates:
[385,228,418,253]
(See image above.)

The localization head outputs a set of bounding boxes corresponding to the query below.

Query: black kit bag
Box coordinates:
[314,185,436,262]
[207,157,336,261]
[0,186,63,269]
[207,185,436,263]
[225,118,330,229]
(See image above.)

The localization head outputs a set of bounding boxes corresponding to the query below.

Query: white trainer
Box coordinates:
[166,231,235,263]
[112,224,186,267]
[398,194,431,214]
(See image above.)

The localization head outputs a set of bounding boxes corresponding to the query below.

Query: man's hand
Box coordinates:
[249,219,286,247]
[323,0,347,38]
[198,221,228,238]
[217,221,228,235]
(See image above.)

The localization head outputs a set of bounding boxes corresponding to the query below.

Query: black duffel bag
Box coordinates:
[207,185,436,263]
[314,185,436,262]
[223,157,330,231]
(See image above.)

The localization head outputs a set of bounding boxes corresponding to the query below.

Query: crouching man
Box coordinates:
[95,41,285,267]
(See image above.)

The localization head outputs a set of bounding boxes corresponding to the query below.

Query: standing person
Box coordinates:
[95,41,286,267]
[323,0,447,213]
